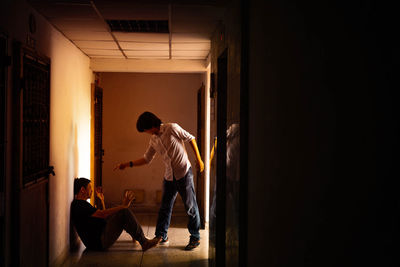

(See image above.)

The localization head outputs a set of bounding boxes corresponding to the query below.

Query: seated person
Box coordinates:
[71,177,159,251]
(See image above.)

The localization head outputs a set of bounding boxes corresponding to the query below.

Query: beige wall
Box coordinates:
[48,25,92,266]
[1,0,93,264]
[99,72,203,209]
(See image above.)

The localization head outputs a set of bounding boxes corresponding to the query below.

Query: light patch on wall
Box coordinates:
[77,113,91,179]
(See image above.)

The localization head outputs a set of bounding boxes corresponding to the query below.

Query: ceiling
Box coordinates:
[28,0,226,61]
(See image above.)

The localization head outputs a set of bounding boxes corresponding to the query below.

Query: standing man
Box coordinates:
[114,111,204,250]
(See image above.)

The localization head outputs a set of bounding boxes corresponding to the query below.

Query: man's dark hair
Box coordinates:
[74,177,91,195]
[136,111,162,132]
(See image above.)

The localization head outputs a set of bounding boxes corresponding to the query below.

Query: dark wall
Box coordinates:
[209,0,242,266]
[247,1,399,266]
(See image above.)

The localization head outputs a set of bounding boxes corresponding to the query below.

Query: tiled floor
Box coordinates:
[62,214,209,267]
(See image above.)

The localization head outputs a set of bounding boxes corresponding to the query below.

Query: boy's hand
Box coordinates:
[122,190,136,207]
[95,186,105,202]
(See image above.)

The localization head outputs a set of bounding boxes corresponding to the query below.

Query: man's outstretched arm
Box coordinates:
[113,157,148,171]
[189,139,204,172]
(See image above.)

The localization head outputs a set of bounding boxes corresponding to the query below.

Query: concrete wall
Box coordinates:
[99,72,203,209]
[1,0,92,265]
[247,1,399,266]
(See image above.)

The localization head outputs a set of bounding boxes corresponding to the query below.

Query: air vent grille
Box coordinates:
[106,20,169,33]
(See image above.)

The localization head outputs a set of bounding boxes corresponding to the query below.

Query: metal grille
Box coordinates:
[22,55,50,186]
[94,86,103,186]
[106,20,169,33]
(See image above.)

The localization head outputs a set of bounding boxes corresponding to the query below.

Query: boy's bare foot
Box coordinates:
[141,237,160,252]
[132,238,139,246]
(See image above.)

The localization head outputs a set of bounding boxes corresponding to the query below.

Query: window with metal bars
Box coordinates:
[21,54,51,186]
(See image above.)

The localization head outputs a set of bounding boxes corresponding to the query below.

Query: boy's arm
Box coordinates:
[92,190,135,219]
[189,139,204,172]
[95,187,106,210]
[91,206,126,219]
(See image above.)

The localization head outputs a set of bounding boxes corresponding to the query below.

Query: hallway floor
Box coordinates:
[62,213,209,267]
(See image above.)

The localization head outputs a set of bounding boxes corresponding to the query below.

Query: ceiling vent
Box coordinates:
[106,20,169,33]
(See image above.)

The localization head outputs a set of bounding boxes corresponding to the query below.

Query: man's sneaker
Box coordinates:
[185,238,200,250]
[158,237,169,246]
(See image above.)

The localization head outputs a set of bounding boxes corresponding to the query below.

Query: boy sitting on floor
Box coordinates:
[71,177,159,251]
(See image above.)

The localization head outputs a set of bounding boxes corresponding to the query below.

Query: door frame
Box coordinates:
[216,48,228,266]
[197,83,206,228]
[90,82,103,205]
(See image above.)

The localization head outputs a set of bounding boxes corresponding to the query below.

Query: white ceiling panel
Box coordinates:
[171,20,218,34]
[124,50,169,57]
[81,49,123,56]
[29,1,225,61]
[172,5,225,21]
[172,43,211,51]
[113,32,169,42]
[95,3,169,20]
[90,58,207,72]
[49,18,106,31]
[127,56,169,59]
[89,55,126,59]
[31,2,97,19]
[74,40,118,49]
[172,56,207,60]
[172,50,209,57]
[172,33,210,43]
[63,31,113,41]
[119,42,169,51]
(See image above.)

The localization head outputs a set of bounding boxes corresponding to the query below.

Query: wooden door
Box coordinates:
[12,42,52,266]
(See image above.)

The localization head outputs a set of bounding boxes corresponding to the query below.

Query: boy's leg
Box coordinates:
[101,210,124,249]
[155,179,178,240]
[176,168,201,241]
[101,208,147,249]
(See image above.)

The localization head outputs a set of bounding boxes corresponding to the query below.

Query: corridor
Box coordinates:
[62,213,209,267]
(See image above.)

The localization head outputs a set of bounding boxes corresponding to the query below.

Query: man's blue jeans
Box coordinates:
[155,167,201,241]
